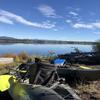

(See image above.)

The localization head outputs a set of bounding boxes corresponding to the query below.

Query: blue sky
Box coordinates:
[0,0,100,41]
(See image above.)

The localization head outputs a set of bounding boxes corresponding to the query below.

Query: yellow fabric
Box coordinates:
[18,70,27,73]
[0,75,16,92]
[79,65,92,69]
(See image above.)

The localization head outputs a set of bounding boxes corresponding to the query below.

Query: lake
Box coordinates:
[0,44,93,56]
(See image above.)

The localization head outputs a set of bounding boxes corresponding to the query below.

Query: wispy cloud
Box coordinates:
[66,9,82,23]
[66,19,72,24]
[53,28,59,31]
[66,6,84,24]
[37,4,61,18]
[69,11,78,16]
[0,16,13,24]
[73,23,93,29]
[67,6,80,12]
[93,32,100,35]
[92,22,100,28]
[0,9,55,29]
[71,22,100,29]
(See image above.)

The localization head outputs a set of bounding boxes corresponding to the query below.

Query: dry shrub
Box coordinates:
[14,56,20,62]
[1,53,16,59]
[18,52,29,61]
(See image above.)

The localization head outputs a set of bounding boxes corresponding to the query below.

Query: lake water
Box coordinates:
[0,44,93,56]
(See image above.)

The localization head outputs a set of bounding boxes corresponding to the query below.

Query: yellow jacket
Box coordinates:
[0,75,16,92]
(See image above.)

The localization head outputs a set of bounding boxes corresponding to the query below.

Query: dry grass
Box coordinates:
[0,62,20,74]
[74,81,100,100]
[0,52,50,74]
[0,62,19,68]
[1,52,100,100]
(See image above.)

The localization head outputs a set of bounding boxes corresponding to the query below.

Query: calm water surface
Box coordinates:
[0,44,92,56]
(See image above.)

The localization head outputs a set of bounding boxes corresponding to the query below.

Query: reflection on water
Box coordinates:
[0,44,92,56]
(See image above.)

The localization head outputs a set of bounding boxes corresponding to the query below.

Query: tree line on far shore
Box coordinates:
[0,37,100,45]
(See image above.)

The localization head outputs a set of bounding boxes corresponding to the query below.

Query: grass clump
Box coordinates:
[74,81,100,100]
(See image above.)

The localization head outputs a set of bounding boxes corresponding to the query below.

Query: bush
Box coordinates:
[14,56,20,62]
[92,40,100,52]
[1,53,16,59]
[27,57,33,63]
[18,52,29,61]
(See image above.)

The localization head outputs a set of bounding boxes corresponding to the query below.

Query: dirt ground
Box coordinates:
[74,80,100,100]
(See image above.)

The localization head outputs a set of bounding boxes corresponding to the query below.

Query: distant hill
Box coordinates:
[0,36,99,45]
[0,36,16,39]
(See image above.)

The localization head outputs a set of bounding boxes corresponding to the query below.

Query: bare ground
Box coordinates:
[74,80,100,100]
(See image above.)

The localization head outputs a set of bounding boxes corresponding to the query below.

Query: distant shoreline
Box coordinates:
[0,39,100,45]
[0,37,100,45]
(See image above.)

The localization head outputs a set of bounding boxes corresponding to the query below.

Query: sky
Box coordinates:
[0,0,100,41]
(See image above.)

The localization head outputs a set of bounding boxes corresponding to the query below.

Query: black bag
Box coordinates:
[29,61,58,85]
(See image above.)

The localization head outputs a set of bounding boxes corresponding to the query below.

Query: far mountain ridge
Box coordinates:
[0,36,99,45]
[0,36,16,39]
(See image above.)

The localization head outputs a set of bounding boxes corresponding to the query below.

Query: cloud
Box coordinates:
[66,20,72,24]
[67,11,82,23]
[72,22,100,29]
[0,9,55,29]
[92,22,100,28]
[93,32,100,35]
[53,28,59,31]
[0,16,13,24]
[37,4,61,18]
[75,8,80,11]
[73,23,93,29]
[66,6,82,23]
[69,11,78,16]
[67,6,80,11]
[66,20,100,30]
